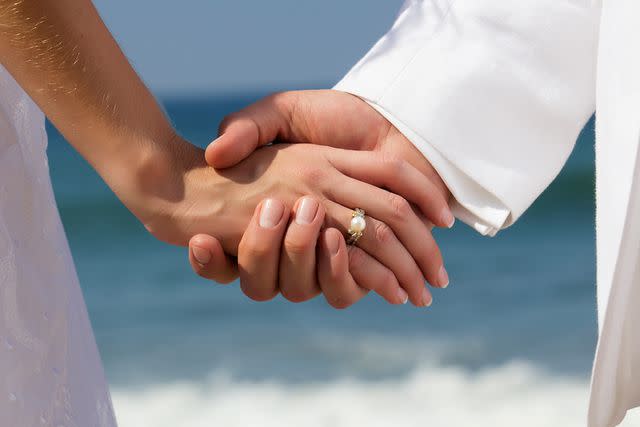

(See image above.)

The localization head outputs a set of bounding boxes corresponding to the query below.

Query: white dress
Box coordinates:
[0,66,117,426]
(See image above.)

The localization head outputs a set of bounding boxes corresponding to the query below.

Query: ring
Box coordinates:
[347,208,366,245]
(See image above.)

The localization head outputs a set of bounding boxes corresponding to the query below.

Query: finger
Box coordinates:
[206,115,265,169]
[317,228,369,309]
[415,208,435,231]
[205,90,380,169]
[189,234,239,284]
[325,174,448,290]
[343,245,409,305]
[279,197,325,303]
[323,200,433,308]
[206,93,298,169]
[238,199,290,302]
[325,150,454,228]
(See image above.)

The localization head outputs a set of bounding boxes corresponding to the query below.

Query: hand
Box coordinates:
[190,90,453,305]
[191,196,405,308]
[190,196,416,308]
[136,138,450,306]
[206,90,451,205]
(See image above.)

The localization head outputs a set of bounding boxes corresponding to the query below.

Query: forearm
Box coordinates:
[0,0,190,217]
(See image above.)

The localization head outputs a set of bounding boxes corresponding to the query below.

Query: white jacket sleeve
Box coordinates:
[335,0,600,236]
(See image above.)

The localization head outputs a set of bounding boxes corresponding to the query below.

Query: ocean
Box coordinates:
[45,92,639,426]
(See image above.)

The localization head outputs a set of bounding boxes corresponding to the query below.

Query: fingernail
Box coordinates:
[397,288,409,305]
[295,197,318,225]
[326,232,341,256]
[192,246,211,265]
[210,135,222,145]
[422,288,433,307]
[439,266,450,288]
[259,199,284,228]
[442,209,455,228]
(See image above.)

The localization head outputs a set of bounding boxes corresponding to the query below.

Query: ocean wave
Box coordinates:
[110,360,640,427]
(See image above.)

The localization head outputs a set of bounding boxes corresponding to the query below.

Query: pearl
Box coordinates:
[350,216,366,233]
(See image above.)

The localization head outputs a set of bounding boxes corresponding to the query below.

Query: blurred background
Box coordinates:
[44,1,637,426]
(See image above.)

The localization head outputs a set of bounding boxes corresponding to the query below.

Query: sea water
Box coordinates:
[46,92,640,426]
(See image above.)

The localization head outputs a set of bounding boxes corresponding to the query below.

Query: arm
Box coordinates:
[0,0,177,220]
[0,0,451,307]
[207,1,600,237]
[335,0,600,235]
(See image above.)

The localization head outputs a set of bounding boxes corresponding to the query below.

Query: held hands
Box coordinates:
[187,90,454,308]
[133,136,449,307]
[0,0,449,308]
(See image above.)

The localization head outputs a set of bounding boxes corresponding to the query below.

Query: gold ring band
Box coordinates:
[347,208,366,245]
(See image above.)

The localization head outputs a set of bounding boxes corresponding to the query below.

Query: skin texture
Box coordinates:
[173,143,448,307]
[0,0,450,308]
[190,90,454,307]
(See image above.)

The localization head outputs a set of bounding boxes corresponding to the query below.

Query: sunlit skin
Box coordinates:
[192,90,455,306]
[0,0,452,308]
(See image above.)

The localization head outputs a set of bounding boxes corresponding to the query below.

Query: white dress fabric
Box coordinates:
[0,66,117,426]
[336,1,640,426]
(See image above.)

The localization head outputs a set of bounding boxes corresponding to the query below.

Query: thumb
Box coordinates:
[205,92,298,169]
[205,90,380,169]
[189,234,239,284]
[205,116,263,168]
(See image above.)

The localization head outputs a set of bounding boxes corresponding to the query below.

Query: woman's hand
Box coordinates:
[190,195,425,308]
[136,138,450,307]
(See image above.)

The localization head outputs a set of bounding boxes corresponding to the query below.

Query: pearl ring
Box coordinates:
[347,208,366,245]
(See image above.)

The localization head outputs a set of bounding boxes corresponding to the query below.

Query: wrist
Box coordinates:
[104,129,206,232]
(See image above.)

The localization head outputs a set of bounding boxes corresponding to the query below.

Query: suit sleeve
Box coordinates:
[335,0,600,236]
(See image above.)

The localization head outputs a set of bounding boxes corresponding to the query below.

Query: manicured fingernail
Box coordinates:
[259,199,284,228]
[192,246,211,265]
[295,197,318,225]
[442,209,455,228]
[422,288,433,307]
[439,266,450,288]
[326,232,341,256]
[397,288,409,305]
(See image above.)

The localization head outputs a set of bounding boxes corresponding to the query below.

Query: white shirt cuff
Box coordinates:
[362,99,510,237]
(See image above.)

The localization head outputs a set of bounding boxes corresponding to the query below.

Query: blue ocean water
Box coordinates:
[46,93,607,426]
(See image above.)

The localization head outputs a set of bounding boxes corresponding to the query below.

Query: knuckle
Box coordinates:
[378,269,398,291]
[389,194,412,221]
[263,91,282,103]
[239,237,272,261]
[373,221,395,245]
[380,152,405,173]
[299,167,326,185]
[218,112,240,134]
[266,91,297,111]
[347,247,367,274]
[284,237,314,257]
[264,92,292,112]
[416,237,443,270]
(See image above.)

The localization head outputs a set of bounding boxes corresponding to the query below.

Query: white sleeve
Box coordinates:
[335,0,600,236]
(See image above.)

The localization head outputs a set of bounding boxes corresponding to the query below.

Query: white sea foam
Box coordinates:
[110,361,640,427]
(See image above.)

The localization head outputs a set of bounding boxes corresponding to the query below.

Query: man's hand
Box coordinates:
[206,90,451,207]
[189,90,453,307]
[191,196,410,309]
